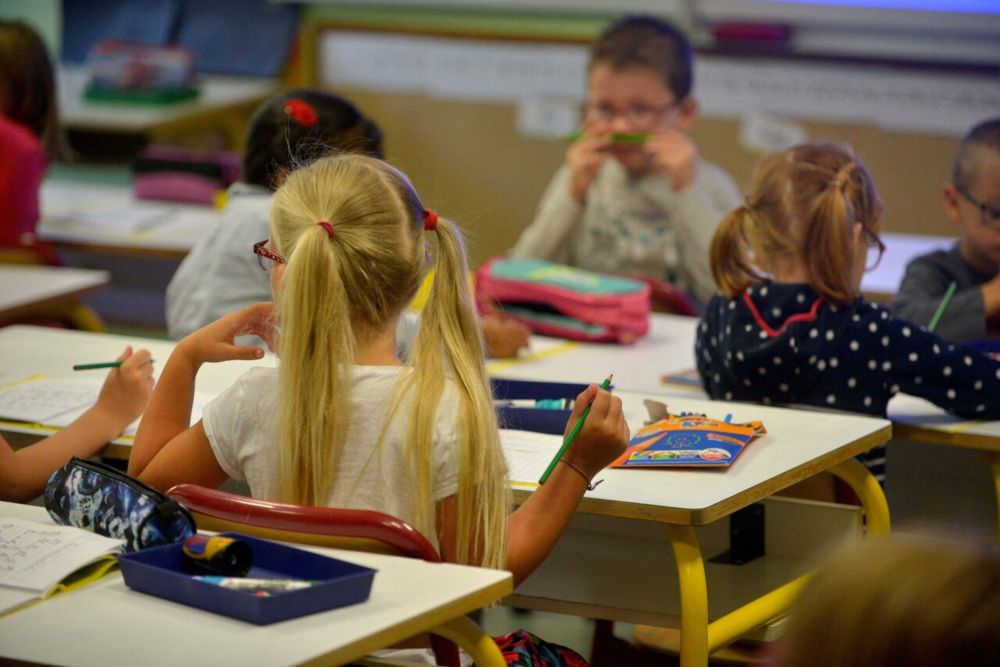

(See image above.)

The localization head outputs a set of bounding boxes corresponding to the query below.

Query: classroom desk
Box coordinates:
[39,177,218,259]
[0,325,273,459]
[0,325,891,667]
[59,65,276,150]
[507,390,890,667]
[0,266,109,323]
[888,394,1000,539]
[861,231,954,303]
[0,502,510,667]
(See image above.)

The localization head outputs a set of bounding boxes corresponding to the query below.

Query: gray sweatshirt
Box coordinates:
[891,244,992,342]
[510,158,740,303]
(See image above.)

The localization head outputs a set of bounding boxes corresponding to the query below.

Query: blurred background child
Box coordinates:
[696,142,1000,483]
[0,19,64,263]
[0,346,153,502]
[774,535,1000,667]
[166,88,529,357]
[510,14,740,307]
[892,117,1000,342]
[166,89,383,340]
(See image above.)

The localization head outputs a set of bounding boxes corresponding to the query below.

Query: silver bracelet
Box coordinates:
[560,459,603,491]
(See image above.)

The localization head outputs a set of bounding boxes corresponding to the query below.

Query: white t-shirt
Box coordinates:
[202,365,461,545]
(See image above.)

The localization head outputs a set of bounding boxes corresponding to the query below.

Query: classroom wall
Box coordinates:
[326,88,960,268]
[300,5,985,267]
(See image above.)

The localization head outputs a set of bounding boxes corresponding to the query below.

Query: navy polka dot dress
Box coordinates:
[696,282,1000,481]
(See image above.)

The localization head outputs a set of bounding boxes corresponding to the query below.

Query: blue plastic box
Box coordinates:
[491,378,591,435]
[119,533,376,624]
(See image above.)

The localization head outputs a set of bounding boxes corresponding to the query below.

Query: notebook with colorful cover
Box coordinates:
[611,408,766,469]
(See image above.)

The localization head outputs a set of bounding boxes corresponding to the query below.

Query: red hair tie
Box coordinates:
[423,209,439,232]
[317,221,334,237]
[283,98,319,128]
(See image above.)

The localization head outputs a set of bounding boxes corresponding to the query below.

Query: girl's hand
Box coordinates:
[481,313,531,358]
[644,129,697,192]
[561,384,630,479]
[567,133,612,203]
[93,346,155,432]
[176,302,276,366]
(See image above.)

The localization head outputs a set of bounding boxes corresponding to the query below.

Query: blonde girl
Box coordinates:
[130,154,627,582]
[695,142,1000,482]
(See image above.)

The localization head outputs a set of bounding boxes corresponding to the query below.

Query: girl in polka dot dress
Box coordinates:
[695,142,1000,481]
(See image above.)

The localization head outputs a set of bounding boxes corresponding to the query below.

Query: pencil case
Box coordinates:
[476,257,650,344]
[132,144,241,205]
[45,457,196,553]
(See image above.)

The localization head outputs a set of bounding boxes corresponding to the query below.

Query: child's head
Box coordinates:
[710,141,884,305]
[0,20,61,158]
[585,15,697,173]
[266,154,509,568]
[777,536,1000,667]
[943,117,1000,274]
[242,89,384,190]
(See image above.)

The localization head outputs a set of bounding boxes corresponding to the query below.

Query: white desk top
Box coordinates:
[532,389,889,524]
[0,502,511,667]
[488,313,698,396]
[59,65,276,134]
[0,326,889,525]
[888,394,1000,452]
[39,178,219,257]
[861,231,954,300]
[0,266,109,320]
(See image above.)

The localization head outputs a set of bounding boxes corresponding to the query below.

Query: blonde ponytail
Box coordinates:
[710,206,760,299]
[404,217,509,569]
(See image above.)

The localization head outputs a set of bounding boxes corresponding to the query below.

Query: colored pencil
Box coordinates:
[927,281,958,332]
[73,359,154,371]
[538,375,613,485]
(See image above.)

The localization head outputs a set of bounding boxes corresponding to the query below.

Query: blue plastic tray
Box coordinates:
[119,532,376,624]
[491,378,590,435]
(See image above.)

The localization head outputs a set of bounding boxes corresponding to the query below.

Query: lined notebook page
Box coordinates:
[500,429,564,487]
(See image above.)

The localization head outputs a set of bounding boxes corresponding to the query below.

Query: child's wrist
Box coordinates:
[559,458,603,491]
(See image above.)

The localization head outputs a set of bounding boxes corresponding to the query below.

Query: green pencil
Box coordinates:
[538,374,613,485]
[564,131,649,144]
[73,359,155,371]
[927,281,958,333]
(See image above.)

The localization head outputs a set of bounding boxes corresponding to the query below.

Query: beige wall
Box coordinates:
[335,87,958,268]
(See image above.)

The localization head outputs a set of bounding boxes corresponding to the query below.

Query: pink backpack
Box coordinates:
[475,257,650,344]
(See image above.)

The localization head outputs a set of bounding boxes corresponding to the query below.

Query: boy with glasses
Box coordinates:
[892,117,1000,342]
[510,15,740,305]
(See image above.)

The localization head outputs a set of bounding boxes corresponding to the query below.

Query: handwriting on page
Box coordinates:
[0,377,101,424]
[500,429,564,486]
[0,519,119,592]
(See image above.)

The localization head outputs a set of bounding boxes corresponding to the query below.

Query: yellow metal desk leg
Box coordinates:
[990,452,1000,542]
[664,523,709,667]
[430,616,505,667]
[829,458,891,536]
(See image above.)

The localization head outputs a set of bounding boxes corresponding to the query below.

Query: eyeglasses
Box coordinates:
[956,186,1000,231]
[862,226,886,272]
[253,239,285,272]
[583,101,676,126]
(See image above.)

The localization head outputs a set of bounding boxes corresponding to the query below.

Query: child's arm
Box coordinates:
[509,167,588,262]
[0,347,154,502]
[481,312,531,358]
[436,385,627,585]
[129,303,274,480]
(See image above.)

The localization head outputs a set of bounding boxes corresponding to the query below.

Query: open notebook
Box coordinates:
[0,375,211,438]
[0,518,121,616]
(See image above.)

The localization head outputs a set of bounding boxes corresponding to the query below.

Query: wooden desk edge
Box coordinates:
[0,280,108,323]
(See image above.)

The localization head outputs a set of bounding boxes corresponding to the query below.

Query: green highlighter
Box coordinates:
[565,131,649,144]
